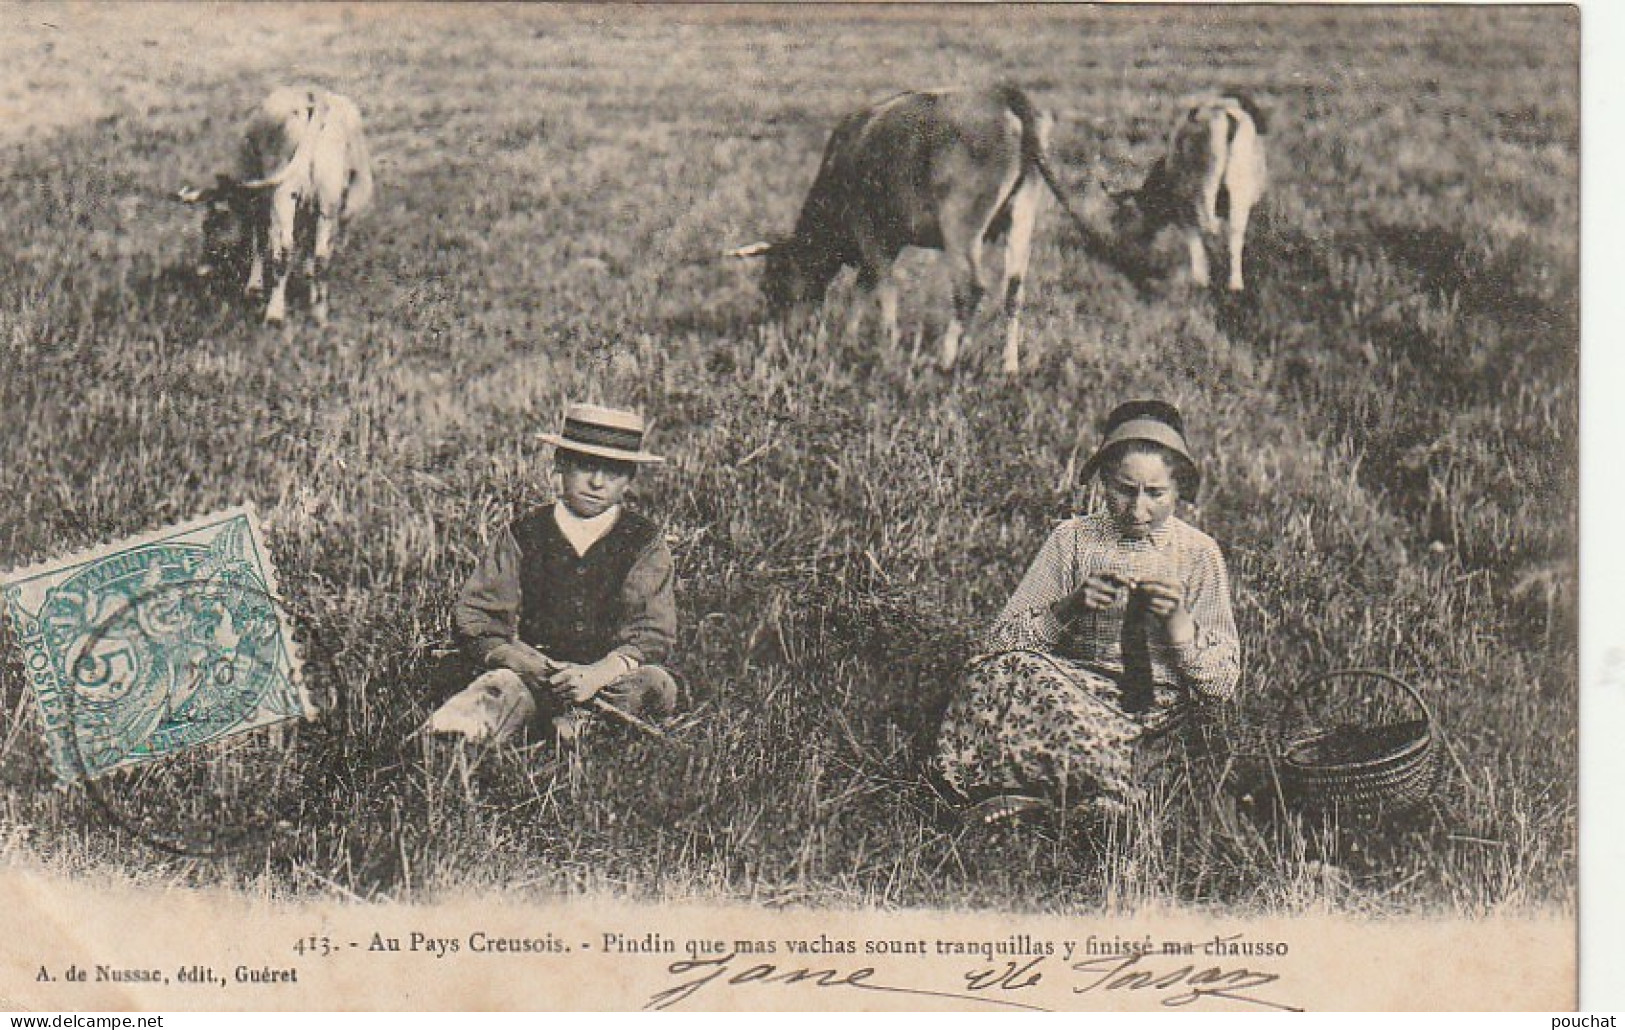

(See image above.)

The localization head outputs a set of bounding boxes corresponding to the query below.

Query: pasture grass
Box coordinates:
[0,5,1576,915]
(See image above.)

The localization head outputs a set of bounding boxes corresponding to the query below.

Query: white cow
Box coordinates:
[179,87,374,325]
[1110,92,1268,292]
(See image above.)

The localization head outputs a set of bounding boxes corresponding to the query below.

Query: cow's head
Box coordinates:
[175,173,263,281]
[1111,155,1188,245]
[726,236,839,319]
[1108,189,1152,242]
[1074,180,1117,237]
[1069,180,1162,286]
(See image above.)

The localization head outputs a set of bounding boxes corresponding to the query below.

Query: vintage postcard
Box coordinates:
[0,1,1580,1012]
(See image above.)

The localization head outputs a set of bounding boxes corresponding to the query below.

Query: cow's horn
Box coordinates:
[175,185,207,204]
[724,241,774,259]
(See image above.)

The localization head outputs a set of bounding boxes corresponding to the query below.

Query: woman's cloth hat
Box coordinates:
[540,402,665,464]
[1079,400,1201,499]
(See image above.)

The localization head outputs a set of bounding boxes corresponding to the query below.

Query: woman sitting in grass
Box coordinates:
[933,400,1240,823]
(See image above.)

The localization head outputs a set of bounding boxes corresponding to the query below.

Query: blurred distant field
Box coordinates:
[0,4,1577,914]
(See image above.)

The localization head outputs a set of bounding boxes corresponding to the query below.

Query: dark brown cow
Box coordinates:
[730,83,1092,374]
[179,87,374,326]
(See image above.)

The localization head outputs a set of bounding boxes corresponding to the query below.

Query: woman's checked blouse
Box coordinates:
[983,511,1241,702]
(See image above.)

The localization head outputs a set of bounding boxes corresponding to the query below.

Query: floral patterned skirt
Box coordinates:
[932,649,1187,809]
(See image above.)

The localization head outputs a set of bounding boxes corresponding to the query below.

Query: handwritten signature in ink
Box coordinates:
[643,950,1299,1012]
[643,951,1049,1012]
[1069,952,1302,1012]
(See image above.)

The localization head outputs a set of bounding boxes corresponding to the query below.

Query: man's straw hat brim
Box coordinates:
[540,402,665,464]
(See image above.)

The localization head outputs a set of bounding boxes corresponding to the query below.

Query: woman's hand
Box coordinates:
[1055,573,1134,619]
[1135,578,1195,645]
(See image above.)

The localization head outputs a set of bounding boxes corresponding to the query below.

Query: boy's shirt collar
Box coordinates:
[553,501,623,557]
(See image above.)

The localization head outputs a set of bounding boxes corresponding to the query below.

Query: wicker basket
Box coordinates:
[1274,669,1437,818]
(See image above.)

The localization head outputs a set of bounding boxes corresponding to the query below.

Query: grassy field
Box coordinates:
[0,4,1577,915]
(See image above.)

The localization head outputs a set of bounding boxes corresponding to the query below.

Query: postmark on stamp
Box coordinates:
[1,506,312,786]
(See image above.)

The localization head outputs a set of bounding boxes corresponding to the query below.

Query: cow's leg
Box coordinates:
[302,233,317,291]
[876,277,899,351]
[262,192,297,326]
[1224,143,1264,293]
[1186,228,1210,288]
[244,216,266,300]
[847,233,899,350]
[938,215,990,371]
[940,264,986,371]
[844,264,876,342]
[245,247,264,299]
[939,319,963,370]
[1226,197,1253,292]
[1198,115,1228,235]
[999,179,1043,375]
[310,213,336,326]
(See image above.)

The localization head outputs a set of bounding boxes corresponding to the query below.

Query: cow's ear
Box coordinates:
[724,241,774,260]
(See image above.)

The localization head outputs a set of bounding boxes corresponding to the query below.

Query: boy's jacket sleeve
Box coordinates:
[454,526,524,665]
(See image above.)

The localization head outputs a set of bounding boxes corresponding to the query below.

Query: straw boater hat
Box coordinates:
[1078,400,1201,500]
[540,402,665,464]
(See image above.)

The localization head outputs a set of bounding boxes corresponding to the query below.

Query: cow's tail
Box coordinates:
[994,81,1095,240]
[239,168,288,191]
[1222,90,1269,135]
[1034,148,1097,241]
[239,134,303,191]
[240,95,332,193]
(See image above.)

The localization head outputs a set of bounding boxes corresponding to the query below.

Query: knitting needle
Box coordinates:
[591,696,673,741]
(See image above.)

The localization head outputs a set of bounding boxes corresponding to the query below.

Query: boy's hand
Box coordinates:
[549,655,628,704]
[487,641,559,686]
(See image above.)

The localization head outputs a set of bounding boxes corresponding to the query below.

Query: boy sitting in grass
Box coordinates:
[431,402,678,744]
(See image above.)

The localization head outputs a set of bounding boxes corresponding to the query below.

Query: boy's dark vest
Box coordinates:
[510,507,659,664]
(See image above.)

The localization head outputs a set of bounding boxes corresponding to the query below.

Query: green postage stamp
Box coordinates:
[1,506,311,783]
